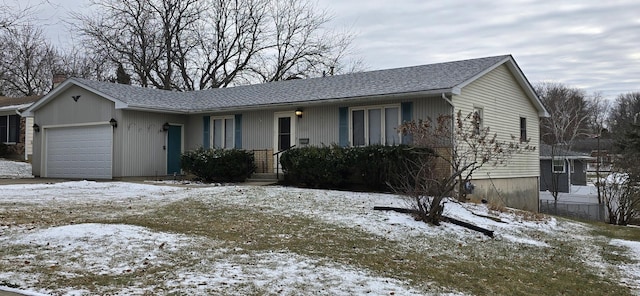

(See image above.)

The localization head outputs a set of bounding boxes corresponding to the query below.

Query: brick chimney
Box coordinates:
[52,73,67,88]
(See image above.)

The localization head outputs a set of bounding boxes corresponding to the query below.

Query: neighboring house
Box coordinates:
[0,96,40,160]
[572,137,616,174]
[539,143,593,193]
[24,55,548,211]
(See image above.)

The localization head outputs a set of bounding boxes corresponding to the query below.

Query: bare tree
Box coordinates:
[608,92,640,134]
[251,0,360,82]
[0,1,36,30]
[600,173,640,225]
[588,93,611,204]
[0,24,57,96]
[396,111,533,224]
[535,82,592,200]
[604,99,640,225]
[74,0,359,90]
[75,0,167,88]
[55,46,112,81]
[193,0,267,89]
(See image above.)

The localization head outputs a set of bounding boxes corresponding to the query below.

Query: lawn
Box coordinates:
[0,180,639,295]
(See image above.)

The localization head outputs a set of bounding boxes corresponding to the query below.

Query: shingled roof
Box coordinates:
[25,55,546,116]
[0,95,41,113]
[540,143,593,159]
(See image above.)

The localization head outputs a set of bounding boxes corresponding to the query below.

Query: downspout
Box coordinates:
[567,158,571,193]
[441,92,453,106]
[441,92,454,132]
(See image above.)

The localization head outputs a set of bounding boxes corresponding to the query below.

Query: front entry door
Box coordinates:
[273,112,296,172]
[167,124,182,175]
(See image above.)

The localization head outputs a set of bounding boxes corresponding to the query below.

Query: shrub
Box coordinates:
[181,147,255,182]
[350,145,432,190]
[280,144,433,190]
[0,143,7,157]
[280,145,350,188]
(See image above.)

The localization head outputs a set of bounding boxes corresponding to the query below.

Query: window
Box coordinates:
[351,105,400,146]
[552,159,565,173]
[212,117,234,149]
[520,117,527,141]
[0,115,20,144]
[473,107,483,135]
[277,116,291,151]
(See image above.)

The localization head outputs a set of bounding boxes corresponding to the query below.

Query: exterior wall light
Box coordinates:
[33,124,40,132]
[295,109,303,118]
[109,118,118,128]
[163,122,170,131]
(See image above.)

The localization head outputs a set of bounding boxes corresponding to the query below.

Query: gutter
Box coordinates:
[184,88,455,115]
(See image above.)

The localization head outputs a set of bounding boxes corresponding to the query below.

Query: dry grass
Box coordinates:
[1,191,638,295]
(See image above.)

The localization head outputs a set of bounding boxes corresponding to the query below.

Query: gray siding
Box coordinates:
[32,86,116,177]
[34,86,116,125]
[188,95,452,152]
[540,158,588,193]
[241,110,274,150]
[413,96,452,121]
[115,110,188,177]
[540,159,569,193]
[571,159,587,186]
[185,115,205,151]
[297,104,340,147]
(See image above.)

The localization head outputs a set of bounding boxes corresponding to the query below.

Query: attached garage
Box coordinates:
[44,124,113,179]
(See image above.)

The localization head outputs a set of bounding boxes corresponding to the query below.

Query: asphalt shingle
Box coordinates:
[69,55,511,113]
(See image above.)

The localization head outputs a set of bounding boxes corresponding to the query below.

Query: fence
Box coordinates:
[539,200,606,222]
[252,149,273,173]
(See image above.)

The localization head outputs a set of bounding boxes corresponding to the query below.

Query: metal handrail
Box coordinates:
[273,145,296,180]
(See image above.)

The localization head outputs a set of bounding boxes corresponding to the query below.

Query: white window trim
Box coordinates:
[552,158,566,173]
[519,116,527,141]
[210,116,235,149]
[348,104,400,146]
[0,114,19,144]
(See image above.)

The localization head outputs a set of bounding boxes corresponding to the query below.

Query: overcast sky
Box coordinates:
[26,0,640,99]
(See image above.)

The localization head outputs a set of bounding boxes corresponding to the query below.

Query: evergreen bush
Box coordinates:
[181,148,255,182]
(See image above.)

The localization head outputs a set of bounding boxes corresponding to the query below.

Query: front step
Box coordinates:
[245,173,279,185]
[249,173,278,180]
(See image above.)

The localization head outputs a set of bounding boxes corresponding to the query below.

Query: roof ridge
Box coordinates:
[56,55,516,113]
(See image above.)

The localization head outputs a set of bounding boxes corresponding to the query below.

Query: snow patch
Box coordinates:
[0,159,32,179]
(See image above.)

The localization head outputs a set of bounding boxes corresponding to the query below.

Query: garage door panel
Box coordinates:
[46,125,113,179]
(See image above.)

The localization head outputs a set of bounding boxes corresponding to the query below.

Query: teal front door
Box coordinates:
[167,125,182,175]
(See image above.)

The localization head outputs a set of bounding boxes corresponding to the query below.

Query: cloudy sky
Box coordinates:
[26,0,640,99]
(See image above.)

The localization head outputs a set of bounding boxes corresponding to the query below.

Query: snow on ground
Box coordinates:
[540,184,600,203]
[7,222,433,295]
[1,181,639,295]
[0,159,32,179]
[610,239,640,292]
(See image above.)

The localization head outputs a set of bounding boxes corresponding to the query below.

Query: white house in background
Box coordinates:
[23,55,548,211]
[0,96,40,160]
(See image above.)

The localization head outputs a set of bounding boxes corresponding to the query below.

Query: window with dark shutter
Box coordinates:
[0,116,6,143]
[9,115,20,143]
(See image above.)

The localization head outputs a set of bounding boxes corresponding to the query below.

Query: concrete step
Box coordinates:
[249,173,278,180]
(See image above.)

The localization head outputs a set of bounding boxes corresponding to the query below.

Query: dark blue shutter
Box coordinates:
[338,107,348,147]
[401,102,413,144]
[234,114,242,149]
[203,116,210,148]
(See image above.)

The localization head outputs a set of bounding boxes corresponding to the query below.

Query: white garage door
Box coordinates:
[45,125,113,179]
